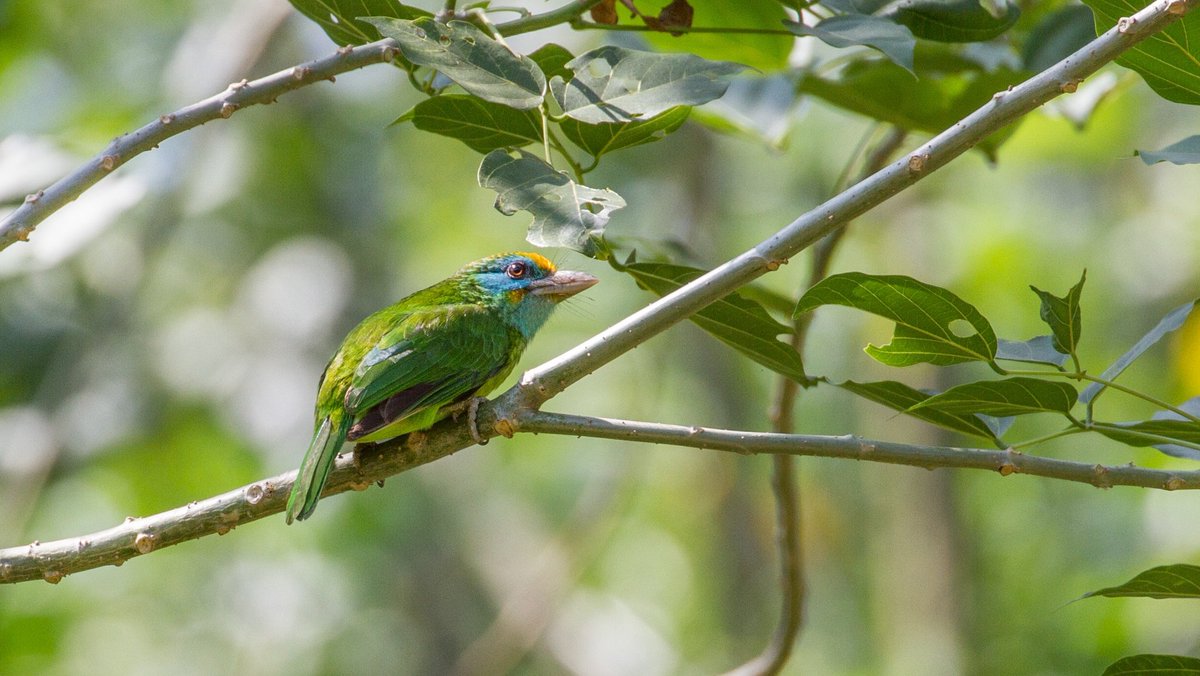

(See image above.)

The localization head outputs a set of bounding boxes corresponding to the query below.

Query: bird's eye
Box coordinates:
[505,261,528,279]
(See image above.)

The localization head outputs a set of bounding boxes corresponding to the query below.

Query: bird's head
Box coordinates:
[461,252,599,338]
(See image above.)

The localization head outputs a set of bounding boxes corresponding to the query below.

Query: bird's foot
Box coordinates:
[467,396,489,446]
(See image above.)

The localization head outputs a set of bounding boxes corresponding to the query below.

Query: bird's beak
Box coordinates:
[528,269,599,299]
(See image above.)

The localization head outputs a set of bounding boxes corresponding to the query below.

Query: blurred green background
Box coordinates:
[2,1,1200,674]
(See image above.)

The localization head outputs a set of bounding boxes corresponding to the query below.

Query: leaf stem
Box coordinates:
[1009,426,1084,450]
[1004,369,1200,424]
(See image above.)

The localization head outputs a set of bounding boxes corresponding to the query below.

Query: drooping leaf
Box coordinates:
[786,16,916,73]
[1022,5,1097,73]
[1080,300,1198,405]
[909,377,1078,417]
[1138,136,1200,165]
[1094,419,1200,458]
[1148,396,1200,459]
[996,336,1071,368]
[478,150,625,254]
[838,379,1005,443]
[364,17,546,109]
[550,46,747,124]
[289,0,429,46]
[637,0,794,70]
[608,256,808,383]
[798,60,1027,158]
[1030,270,1085,357]
[881,0,1020,43]
[529,44,575,82]
[1102,654,1200,676]
[795,272,998,367]
[392,95,542,153]
[1083,0,1200,105]
[1084,564,1200,600]
[560,107,690,159]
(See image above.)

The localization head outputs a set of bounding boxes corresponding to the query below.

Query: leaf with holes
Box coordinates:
[560,107,690,160]
[795,272,997,367]
[1084,564,1200,600]
[996,336,1071,368]
[786,16,916,73]
[1138,135,1200,165]
[478,150,624,255]
[1083,0,1200,104]
[290,1,429,46]
[551,46,747,124]
[607,255,808,383]
[364,17,546,109]
[1080,300,1197,405]
[1030,270,1085,358]
[838,380,1006,443]
[1102,654,1200,676]
[529,43,575,82]
[908,377,1077,417]
[393,96,542,153]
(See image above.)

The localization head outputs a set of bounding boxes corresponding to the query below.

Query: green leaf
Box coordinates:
[838,379,1005,443]
[289,0,429,46]
[551,46,748,124]
[995,336,1071,368]
[795,272,998,367]
[1080,300,1198,405]
[1138,136,1200,165]
[909,377,1078,417]
[364,17,546,109]
[1085,564,1200,599]
[1094,419,1200,458]
[608,256,808,383]
[881,0,1020,43]
[786,16,916,73]
[392,95,542,153]
[478,150,624,254]
[560,107,690,159]
[1030,270,1085,357]
[529,44,575,82]
[1146,396,1200,459]
[1083,0,1200,105]
[797,60,1027,158]
[638,0,794,71]
[1022,5,1097,73]
[1102,654,1200,676]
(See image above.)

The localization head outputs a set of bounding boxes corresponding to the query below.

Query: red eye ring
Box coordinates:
[505,261,528,279]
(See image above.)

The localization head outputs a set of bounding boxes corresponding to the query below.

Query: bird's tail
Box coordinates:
[285,413,349,524]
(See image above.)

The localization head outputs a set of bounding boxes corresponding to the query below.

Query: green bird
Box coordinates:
[285,251,598,523]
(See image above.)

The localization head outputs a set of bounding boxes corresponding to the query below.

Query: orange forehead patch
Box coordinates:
[514,251,555,273]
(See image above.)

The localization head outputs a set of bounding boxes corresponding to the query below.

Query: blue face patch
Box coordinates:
[471,253,556,295]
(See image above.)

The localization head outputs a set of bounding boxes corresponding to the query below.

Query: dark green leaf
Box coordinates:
[1102,654,1200,676]
[882,0,1020,43]
[289,0,429,46]
[1080,300,1197,405]
[786,16,916,73]
[1094,418,1200,458]
[560,107,690,159]
[478,150,625,254]
[529,44,575,82]
[838,379,1005,443]
[996,336,1071,368]
[608,257,808,383]
[392,95,542,153]
[1147,396,1200,459]
[1138,136,1200,165]
[364,17,546,109]
[797,60,1027,157]
[1085,564,1200,600]
[551,46,747,124]
[1022,6,1096,73]
[1030,270,1085,357]
[909,377,1077,417]
[637,0,794,71]
[1083,0,1200,105]
[795,272,998,367]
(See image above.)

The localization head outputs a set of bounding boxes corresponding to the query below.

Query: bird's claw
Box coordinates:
[467,396,489,446]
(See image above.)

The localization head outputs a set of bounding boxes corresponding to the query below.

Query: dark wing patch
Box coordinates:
[346,380,439,441]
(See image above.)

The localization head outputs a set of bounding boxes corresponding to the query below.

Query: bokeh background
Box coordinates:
[2,1,1200,674]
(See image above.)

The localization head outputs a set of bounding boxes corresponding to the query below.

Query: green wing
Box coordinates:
[343,304,520,441]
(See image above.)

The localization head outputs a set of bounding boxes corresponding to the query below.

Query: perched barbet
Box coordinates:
[285,252,598,523]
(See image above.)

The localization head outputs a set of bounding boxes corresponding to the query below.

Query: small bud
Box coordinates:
[24,190,43,203]
[219,103,238,118]
[160,113,175,124]
[1169,0,1187,14]
[338,44,353,56]
[327,75,336,83]
[1117,16,1136,32]
[1060,80,1079,93]
[134,532,156,554]
[124,515,137,523]
[997,462,1016,476]
[907,153,928,174]
[245,483,265,505]
[43,570,64,584]
[0,563,10,580]
[1165,476,1184,490]
[101,155,119,172]
[292,66,312,80]
[229,78,249,91]
[494,419,517,438]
